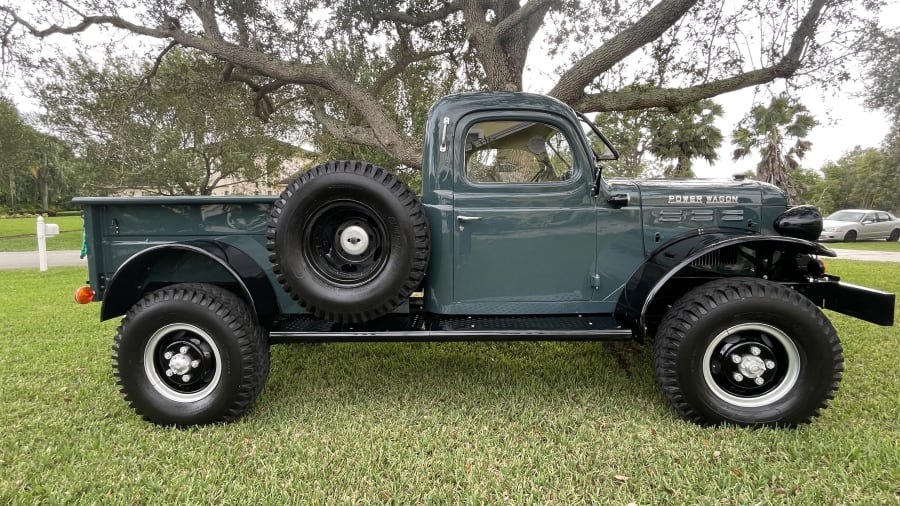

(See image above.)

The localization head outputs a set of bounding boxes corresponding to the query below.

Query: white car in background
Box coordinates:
[818,209,900,242]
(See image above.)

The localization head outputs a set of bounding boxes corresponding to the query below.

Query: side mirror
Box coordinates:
[607,193,630,208]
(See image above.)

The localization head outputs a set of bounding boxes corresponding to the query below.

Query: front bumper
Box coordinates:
[794,276,895,326]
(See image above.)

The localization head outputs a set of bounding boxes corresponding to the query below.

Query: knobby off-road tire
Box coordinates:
[112,283,270,426]
[267,160,430,323]
[653,278,843,427]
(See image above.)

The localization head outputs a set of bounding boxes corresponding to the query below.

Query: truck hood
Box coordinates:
[625,178,785,207]
[607,178,790,252]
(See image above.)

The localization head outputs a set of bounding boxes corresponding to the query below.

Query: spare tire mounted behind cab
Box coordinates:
[266,160,430,323]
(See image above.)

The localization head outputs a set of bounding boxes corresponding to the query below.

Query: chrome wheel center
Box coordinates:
[339,225,370,255]
[737,355,766,379]
[168,352,193,375]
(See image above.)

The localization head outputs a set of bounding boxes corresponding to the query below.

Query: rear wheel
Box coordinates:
[843,230,857,242]
[888,229,899,242]
[653,278,843,426]
[112,283,269,426]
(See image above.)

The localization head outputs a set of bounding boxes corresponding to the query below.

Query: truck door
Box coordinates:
[451,115,597,311]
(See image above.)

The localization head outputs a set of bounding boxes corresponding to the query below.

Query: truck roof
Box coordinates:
[428,92,578,122]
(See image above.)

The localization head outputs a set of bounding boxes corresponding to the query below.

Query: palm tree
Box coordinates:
[650,99,724,178]
[592,98,724,178]
[732,95,817,205]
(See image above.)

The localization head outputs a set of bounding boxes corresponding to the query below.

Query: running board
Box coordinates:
[269,314,634,343]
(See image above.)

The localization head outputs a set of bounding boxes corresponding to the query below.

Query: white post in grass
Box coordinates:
[37,215,48,272]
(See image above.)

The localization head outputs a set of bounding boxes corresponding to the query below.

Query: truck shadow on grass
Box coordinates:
[255,340,672,424]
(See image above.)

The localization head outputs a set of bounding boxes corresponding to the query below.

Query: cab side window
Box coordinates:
[465,120,575,183]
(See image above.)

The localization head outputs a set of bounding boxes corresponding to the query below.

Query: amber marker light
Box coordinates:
[807,259,827,277]
[75,286,95,304]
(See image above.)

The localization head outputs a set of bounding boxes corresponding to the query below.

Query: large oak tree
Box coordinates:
[0,0,877,170]
[34,49,299,195]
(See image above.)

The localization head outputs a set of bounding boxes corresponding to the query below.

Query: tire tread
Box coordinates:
[266,160,430,322]
[112,283,270,426]
[652,277,843,427]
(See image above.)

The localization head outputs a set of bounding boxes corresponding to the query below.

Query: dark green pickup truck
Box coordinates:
[75,92,895,428]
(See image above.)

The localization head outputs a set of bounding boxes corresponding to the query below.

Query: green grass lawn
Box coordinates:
[826,240,900,252]
[1,262,897,503]
[0,216,84,252]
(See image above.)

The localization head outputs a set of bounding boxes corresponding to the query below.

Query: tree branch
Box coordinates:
[549,0,700,104]
[219,67,280,119]
[184,0,222,40]
[576,0,828,112]
[140,41,178,87]
[305,87,422,169]
[372,30,455,95]
[1,8,420,165]
[372,2,462,27]
[306,87,382,150]
[56,0,86,18]
[494,0,553,38]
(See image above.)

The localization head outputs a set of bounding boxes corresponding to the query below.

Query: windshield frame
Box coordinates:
[575,112,619,162]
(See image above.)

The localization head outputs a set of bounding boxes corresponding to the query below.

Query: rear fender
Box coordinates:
[616,231,835,337]
[100,240,278,327]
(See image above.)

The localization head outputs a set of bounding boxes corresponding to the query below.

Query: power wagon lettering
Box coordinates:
[667,195,738,204]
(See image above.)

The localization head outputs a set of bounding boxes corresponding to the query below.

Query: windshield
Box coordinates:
[827,211,865,222]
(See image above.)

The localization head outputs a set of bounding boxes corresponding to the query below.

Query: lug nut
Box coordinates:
[750,346,761,356]
[765,360,775,369]
[181,374,191,383]
[733,373,744,382]
[164,351,173,360]
[165,369,174,377]
[179,346,189,354]
[754,377,765,386]
[731,354,742,364]
[190,360,200,369]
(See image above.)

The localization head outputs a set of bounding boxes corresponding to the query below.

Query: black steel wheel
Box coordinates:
[843,230,857,242]
[267,160,430,323]
[653,278,843,427]
[888,229,899,242]
[112,283,269,426]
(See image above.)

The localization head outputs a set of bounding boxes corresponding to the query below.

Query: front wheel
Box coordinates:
[653,278,843,427]
[112,283,270,426]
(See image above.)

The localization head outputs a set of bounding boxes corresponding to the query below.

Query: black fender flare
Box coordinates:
[615,231,835,337]
[100,240,279,327]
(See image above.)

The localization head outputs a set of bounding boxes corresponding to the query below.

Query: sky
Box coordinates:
[3,2,896,180]
[689,83,893,178]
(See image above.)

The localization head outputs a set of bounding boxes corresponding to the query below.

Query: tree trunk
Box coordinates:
[757,148,800,206]
[8,173,16,214]
[40,169,49,211]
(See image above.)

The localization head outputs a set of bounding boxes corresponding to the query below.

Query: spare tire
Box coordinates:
[267,160,430,323]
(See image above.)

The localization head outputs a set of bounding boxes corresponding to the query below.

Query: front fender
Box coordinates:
[101,240,279,327]
[616,230,834,336]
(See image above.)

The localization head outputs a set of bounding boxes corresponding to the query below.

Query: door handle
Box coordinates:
[457,215,482,222]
